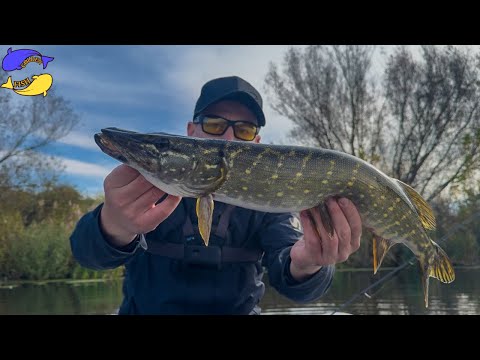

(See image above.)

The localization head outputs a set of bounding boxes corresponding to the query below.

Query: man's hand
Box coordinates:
[290,197,362,282]
[100,164,182,248]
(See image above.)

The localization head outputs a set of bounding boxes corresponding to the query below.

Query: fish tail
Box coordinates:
[1,76,13,89]
[42,56,54,69]
[419,240,455,308]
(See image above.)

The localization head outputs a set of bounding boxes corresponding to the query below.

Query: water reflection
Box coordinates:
[259,267,480,315]
[0,280,123,315]
[0,267,478,315]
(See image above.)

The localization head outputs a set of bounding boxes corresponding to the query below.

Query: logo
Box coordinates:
[1,47,54,97]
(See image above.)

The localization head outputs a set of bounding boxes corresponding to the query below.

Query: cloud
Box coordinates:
[52,61,171,109]
[137,45,308,144]
[60,157,114,178]
[56,130,98,150]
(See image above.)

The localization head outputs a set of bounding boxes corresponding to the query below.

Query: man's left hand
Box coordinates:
[290,197,362,282]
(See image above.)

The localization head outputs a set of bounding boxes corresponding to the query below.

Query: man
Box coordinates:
[70,76,362,315]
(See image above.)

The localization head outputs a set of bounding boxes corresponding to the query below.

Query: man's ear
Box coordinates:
[187,122,195,136]
[254,134,261,143]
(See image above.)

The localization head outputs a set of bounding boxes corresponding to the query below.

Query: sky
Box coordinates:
[1,45,307,196]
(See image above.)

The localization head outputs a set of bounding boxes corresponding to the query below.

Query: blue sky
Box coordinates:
[1,45,303,196]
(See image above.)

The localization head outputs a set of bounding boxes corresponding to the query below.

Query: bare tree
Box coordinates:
[0,72,79,191]
[264,45,386,163]
[384,45,480,201]
[265,45,480,201]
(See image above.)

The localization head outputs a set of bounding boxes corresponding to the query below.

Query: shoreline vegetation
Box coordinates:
[1,184,479,283]
[2,265,480,288]
[0,185,124,283]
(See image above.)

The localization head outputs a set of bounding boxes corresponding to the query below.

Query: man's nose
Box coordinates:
[221,126,236,141]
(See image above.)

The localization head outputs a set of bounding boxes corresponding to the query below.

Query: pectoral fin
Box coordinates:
[396,180,436,230]
[306,202,334,243]
[317,202,334,238]
[196,194,214,246]
[373,236,396,274]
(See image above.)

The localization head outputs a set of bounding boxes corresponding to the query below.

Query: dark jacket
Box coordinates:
[70,197,335,314]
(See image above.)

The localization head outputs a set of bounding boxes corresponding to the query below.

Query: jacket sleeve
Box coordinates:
[258,212,335,303]
[69,203,143,270]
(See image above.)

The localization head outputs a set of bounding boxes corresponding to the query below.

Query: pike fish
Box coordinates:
[94,127,455,307]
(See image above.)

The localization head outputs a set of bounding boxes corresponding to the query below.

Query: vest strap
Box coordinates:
[146,242,263,267]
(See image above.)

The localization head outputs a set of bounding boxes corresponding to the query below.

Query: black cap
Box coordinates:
[193,76,266,126]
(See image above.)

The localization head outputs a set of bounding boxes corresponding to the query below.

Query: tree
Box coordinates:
[265,45,385,163]
[384,45,480,201]
[265,45,480,201]
[0,72,79,192]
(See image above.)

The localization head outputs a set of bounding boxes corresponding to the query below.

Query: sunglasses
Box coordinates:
[193,114,260,141]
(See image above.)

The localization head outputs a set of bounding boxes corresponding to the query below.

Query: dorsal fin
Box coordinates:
[396,179,436,230]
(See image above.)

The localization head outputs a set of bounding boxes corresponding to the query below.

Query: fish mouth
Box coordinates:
[94,132,128,163]
[94,127,171,163]
[94,128,141,163]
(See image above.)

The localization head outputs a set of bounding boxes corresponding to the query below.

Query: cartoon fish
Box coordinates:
[1,74,53,97]
[2,47,54,71]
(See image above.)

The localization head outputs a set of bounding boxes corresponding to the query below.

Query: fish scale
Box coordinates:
[95,127,456,308]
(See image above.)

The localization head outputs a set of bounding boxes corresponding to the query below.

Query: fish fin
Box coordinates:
[317,202,334,237]
[396,180,436,230]
[305,204,333,241]
[196,194,214,246]
[419,240,455,308]
[7,47,12,54]
[372,236,395,274]
[42,56,54,69]
[0,76,13,89]
[420,265,430,308]
[43,91,47,97]
[32,75,38,79]
[305,209,323,247]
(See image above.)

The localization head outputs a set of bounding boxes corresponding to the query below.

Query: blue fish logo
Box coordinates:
[2,47,54,72]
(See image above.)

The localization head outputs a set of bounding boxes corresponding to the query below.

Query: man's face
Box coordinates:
[187,100,261,143]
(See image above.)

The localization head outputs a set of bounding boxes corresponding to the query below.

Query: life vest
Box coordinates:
[143,201,264,269]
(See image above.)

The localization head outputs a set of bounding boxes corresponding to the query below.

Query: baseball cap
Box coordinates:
[193,76,266,126]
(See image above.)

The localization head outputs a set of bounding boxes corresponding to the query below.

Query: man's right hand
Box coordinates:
[99,164,182,248]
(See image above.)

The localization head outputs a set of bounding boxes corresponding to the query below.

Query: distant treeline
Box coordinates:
[0,183,479,282]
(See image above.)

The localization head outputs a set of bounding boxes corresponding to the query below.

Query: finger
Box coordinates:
[120,174,158,202]
[327,198,351,260]
[141,195,182,231]
[104,164,140,189]
[130,186,166,215]
[338,197,362,251]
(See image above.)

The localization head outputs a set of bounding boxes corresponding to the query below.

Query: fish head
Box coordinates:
[95,127,228,196]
